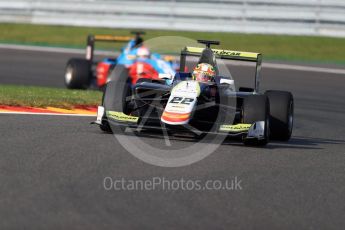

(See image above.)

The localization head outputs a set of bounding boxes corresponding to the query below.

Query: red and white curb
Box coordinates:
[0,105,97,117]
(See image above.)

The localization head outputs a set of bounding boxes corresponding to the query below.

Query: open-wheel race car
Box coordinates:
[64,31,177,89]
[93,40,294,146]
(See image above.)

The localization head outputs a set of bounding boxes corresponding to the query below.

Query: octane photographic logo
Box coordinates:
[107,36,236,167]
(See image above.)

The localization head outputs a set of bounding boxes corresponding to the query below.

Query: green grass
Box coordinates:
[0,85,102,108]
[1,23,345,64]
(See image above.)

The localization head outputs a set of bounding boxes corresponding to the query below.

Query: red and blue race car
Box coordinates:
[64,31,177,89]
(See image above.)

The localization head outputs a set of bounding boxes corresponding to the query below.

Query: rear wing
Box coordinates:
[85,35,133,63]
[182,47,261,62]
[180,46,263,92]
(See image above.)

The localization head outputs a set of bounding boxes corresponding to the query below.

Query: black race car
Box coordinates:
[93,40,294,146]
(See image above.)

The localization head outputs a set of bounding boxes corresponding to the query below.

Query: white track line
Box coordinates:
[1,43,344,74]
[0,111,95,117]
[226,61,345,75]
[264,63,345,75]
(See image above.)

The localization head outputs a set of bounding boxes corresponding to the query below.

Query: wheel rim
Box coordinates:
[65,66,73,85]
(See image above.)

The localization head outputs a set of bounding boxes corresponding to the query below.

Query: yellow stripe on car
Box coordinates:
[107,111,139,123]
[219,124,252,132]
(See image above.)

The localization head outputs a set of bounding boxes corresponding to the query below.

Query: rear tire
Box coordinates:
[265,90,294,141]
[65,58,91,89]
[242,95,270,146]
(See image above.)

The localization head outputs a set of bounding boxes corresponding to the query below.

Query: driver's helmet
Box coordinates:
[192,63,216,82]
[136,47,150,59]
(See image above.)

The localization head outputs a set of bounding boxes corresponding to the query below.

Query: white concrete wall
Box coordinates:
[1,0,345,37]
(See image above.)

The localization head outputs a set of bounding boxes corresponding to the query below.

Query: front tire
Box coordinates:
[103,65,130,113]
[100,65,130,133]
[65,58,91,89]
[265,90,294,141]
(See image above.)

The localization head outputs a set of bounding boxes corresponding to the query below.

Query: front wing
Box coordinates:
[93,106,266,140]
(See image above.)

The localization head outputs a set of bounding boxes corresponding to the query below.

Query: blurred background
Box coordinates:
[1,0,345,63]
[1,0,345,36]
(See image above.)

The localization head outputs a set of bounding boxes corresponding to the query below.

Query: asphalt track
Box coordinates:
[1,47,345,229]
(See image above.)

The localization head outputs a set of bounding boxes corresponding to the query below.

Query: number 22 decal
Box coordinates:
[169,97,194,105]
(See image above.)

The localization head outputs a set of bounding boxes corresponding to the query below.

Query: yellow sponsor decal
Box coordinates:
[94,35,132,42]
[185,47,259,61]
[107,111,139,123]
[219,124,252,132]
